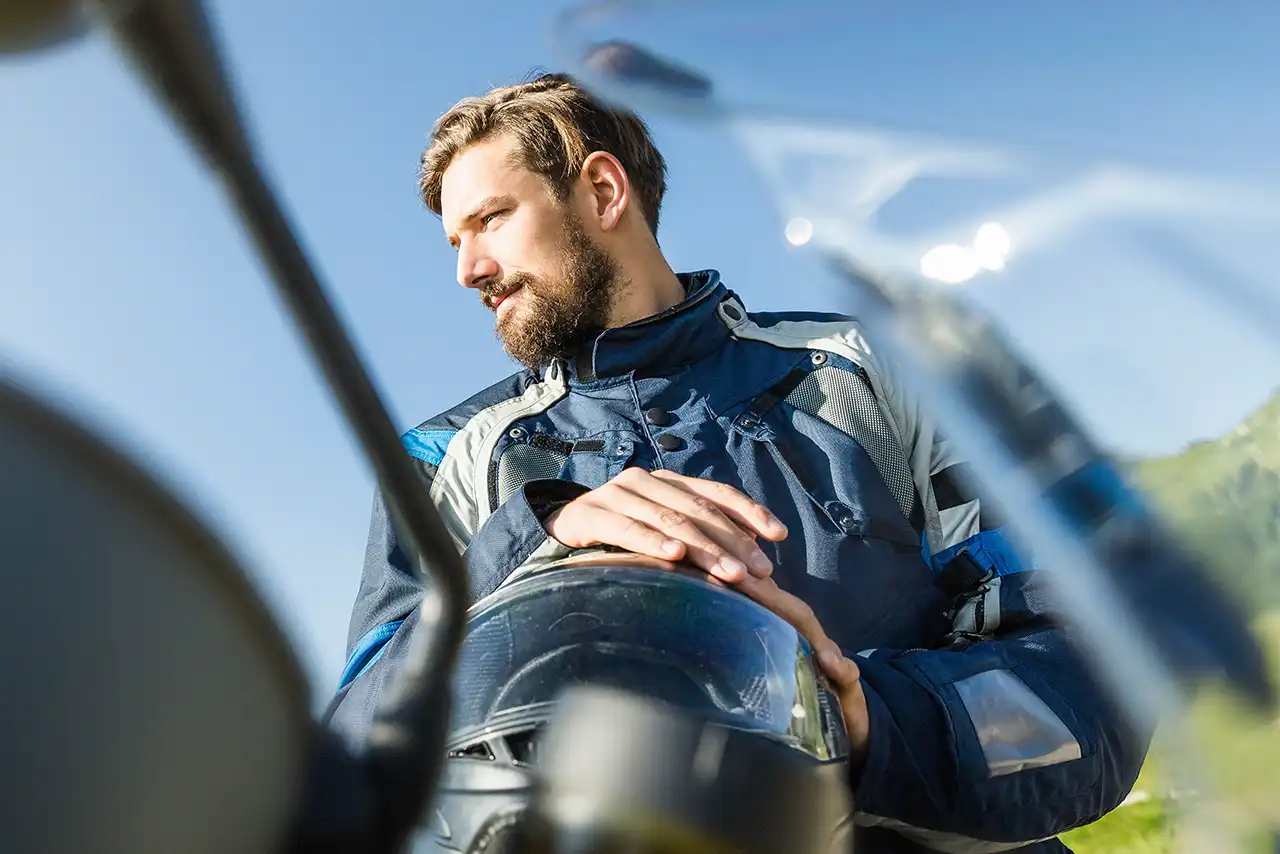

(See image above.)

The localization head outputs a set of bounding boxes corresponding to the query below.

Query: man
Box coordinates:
[326,72,1149,852]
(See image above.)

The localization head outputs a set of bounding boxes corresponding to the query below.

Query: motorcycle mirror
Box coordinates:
[0,0,88,54]
[2,3,472,850]
[0,375,312,854]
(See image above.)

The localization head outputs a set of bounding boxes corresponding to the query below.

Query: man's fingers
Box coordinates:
[548,499,685,561]
[650,469,788,542]
[546,468,785,583]
[730,573,871,761]
[626,471,775,577]
[545,474,751,583]
[739,575,826,641]
[818,648,862,691]
[603,484,753,583]
[738,574,845,661]
[817,648,870,758]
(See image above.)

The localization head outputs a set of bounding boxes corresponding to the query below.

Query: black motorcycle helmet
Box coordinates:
[414,551,853,853]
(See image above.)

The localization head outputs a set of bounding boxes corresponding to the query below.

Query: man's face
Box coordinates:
[441,133,625,371]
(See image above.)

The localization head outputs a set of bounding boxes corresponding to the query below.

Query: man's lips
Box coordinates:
[487,284,523,311]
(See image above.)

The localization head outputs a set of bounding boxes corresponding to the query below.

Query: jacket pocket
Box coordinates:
[734,407,920,550]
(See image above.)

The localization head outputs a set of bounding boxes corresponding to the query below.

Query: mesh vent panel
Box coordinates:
[496,443,569,506]
[785,366,917,520]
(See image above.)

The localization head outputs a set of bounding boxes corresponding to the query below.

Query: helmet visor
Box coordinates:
[447,562,849,762]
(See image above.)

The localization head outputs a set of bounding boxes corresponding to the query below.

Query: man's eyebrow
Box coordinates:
[465,195,515,223]
[447,195,515,247]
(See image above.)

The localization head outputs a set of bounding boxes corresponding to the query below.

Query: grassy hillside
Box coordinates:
[1132,389,1280,612]
[1063,390,1280,853]
[1061,610,1280,854]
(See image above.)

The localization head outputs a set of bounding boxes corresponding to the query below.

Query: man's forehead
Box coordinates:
[441,134,531,221]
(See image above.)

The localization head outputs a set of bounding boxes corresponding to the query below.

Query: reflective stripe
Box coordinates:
[429,363,569,550]
[854,813,1058,854]
[938,500,981,555]
[953,668,1083,778]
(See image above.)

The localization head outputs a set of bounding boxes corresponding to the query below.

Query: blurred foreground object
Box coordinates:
[554,1,1280,848]
[0,374,309,853]
[1,0,466,851]
[0,0,87,53]
[2,1,474,849]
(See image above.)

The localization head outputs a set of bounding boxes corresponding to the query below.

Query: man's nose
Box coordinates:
[457,248,500,290]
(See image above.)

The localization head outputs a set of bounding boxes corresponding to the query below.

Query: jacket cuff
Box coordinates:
[525,478,593,526]
[464,479,584,602]
[850,654,955,826]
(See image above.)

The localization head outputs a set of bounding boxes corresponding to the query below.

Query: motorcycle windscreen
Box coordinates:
[447,565,849,761]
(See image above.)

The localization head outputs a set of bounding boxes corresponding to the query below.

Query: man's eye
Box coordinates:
[482,210,506,226]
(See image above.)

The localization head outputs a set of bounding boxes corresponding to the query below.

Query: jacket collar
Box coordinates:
[558,270,731,383]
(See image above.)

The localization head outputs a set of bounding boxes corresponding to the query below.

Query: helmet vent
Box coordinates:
[448,741,495,761]
[502,728,543,765]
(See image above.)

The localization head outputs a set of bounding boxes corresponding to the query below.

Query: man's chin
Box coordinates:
[494,312,526,352]
[495,320,547,371]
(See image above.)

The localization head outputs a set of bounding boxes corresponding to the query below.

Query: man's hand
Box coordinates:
[736,573,871,766]
[545,468,788,583]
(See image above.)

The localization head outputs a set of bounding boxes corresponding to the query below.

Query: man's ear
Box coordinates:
[579,151,630,233]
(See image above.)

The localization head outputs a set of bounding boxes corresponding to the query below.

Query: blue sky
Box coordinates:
[3,2,1277,700]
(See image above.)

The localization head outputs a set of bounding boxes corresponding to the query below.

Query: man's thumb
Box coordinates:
[817,648,860,689]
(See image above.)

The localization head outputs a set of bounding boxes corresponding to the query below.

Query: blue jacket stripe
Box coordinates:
[932,528,1033,577]
[337,619,405,690]
[401,428,456,467]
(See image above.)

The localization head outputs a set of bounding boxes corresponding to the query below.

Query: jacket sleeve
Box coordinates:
[848,337,1155,850]
[322,444,584,752]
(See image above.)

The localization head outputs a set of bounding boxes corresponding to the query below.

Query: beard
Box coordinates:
[484,212,626,372]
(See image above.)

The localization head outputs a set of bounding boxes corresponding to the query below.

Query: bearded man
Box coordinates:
[325,72,1148,853]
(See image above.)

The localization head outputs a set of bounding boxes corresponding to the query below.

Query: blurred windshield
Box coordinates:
[553,2,1280,848]
[555,0,1280,460]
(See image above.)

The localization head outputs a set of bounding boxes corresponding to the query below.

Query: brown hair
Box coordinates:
[419,72,668,236]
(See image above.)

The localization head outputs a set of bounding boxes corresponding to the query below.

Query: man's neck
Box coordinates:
[606,254,685,328]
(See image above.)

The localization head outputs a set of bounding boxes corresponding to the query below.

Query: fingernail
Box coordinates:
[661,539,682,557]
[748,551,772,576]
[769,516,788,537]
[719,555,748,579]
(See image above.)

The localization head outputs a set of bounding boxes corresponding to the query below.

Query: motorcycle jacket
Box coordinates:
[327,270,1150,853]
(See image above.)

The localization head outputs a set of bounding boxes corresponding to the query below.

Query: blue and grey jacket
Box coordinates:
[327,270,1148,853]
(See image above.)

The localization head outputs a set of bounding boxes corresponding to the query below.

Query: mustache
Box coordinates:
[481,272,536,310]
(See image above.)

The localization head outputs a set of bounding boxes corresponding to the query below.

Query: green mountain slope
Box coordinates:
[1132,389,1280,611]
[1062,392,1280,854]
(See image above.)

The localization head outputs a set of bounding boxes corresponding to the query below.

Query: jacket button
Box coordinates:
[831,505,858,533]
[656,434,684,452]
[645,407,672,426]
